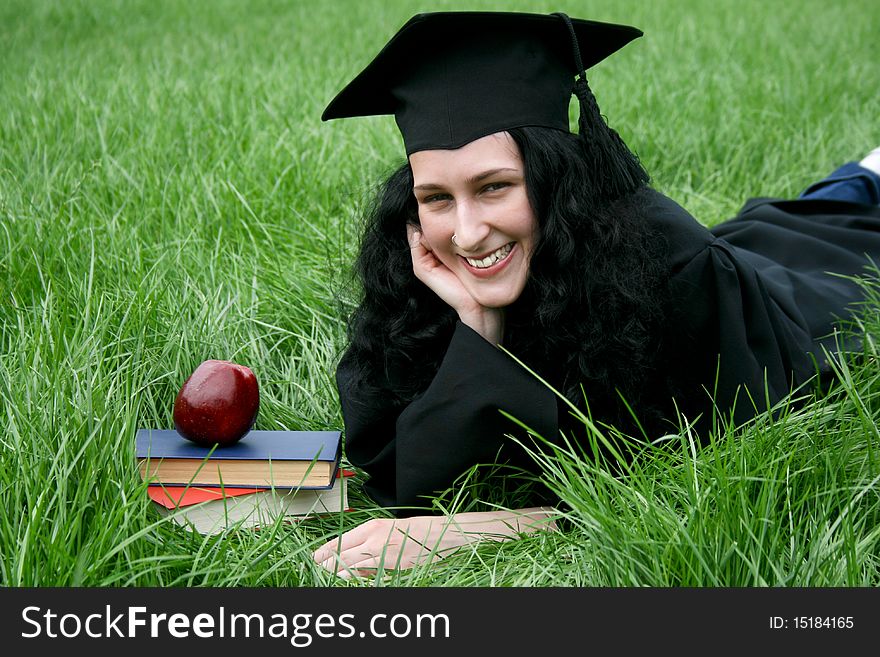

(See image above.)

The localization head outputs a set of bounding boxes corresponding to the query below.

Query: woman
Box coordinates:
[312,11,880,577]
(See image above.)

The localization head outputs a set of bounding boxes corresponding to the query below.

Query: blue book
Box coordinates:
[136,429,341,489]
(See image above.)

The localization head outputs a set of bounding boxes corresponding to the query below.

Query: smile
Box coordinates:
[464,242,514,269]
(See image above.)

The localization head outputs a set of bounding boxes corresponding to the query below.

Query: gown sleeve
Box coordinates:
[654,192,880,433]
[336,321,558,513]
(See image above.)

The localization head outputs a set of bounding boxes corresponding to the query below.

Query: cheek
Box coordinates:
[507,193,538,240]
[515,218,538,255]
[417,215,453,249]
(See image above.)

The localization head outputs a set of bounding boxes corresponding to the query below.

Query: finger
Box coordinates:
[336,558,386,580]
[313,534,365,564]
[337,567,379,581]
[406,223,422,248]
[314,542,365,567]
[412,233,434,259]
[313,536,348,563]
[318,555,341,573]
[313,548,335,565]
[314,523,394,569]
[343,545,411,573]
[407,225,438,259]
[321,537,400,574]
[318,550,372,574]
[312,538,337,563]
[336,545,436,577]
[316,550,380,579]
[410,238,446,278]
[315,518,387,559]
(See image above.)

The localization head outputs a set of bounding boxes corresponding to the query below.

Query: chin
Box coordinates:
[472,288,524,309]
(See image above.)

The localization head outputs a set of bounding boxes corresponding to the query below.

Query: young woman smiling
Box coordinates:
[312,11,880,577]
[408,133,537,343]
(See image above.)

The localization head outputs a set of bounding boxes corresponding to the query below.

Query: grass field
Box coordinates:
[1,0,879,586]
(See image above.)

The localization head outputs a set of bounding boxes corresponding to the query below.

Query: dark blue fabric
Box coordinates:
[799,162,880,205]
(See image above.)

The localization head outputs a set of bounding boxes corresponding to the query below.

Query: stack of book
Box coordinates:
[136,429,350,535]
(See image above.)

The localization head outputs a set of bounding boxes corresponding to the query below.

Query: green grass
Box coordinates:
[1,0,879,586]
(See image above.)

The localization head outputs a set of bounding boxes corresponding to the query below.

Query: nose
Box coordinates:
[452,199,491,253]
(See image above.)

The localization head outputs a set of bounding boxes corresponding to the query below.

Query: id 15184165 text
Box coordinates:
[769,616,854,630]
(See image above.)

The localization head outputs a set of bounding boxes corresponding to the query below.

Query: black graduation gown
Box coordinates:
[337,189,880,512]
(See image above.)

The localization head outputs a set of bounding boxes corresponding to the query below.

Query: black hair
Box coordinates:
[341,126,670,436]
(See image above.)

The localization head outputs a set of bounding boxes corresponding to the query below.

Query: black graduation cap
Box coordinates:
[321,11,643,156]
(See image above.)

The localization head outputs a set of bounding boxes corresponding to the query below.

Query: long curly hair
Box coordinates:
[341,126,670,435]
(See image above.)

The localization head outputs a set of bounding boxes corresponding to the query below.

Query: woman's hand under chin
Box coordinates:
[407,224,505,343]
[313,508,557,579]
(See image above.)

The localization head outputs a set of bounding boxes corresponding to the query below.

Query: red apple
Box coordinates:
[173,359,259,447]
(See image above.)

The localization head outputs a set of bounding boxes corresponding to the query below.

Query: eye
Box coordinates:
[421,193,452,204]
[482,182,510,193]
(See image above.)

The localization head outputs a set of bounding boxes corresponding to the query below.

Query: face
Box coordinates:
[410,132,537,309]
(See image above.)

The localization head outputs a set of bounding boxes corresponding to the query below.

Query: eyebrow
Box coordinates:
[413,167,521,191]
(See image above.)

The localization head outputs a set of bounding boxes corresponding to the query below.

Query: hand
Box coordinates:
[407,224,478,316]
[407,224,505,343]
[313,508,557,579]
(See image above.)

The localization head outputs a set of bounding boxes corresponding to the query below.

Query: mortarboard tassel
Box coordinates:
[554,12,649,201]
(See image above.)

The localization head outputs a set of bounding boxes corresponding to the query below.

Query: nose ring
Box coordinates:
[451,234,459,246]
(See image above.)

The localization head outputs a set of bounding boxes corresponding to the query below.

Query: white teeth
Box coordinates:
[466,243,513,269]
